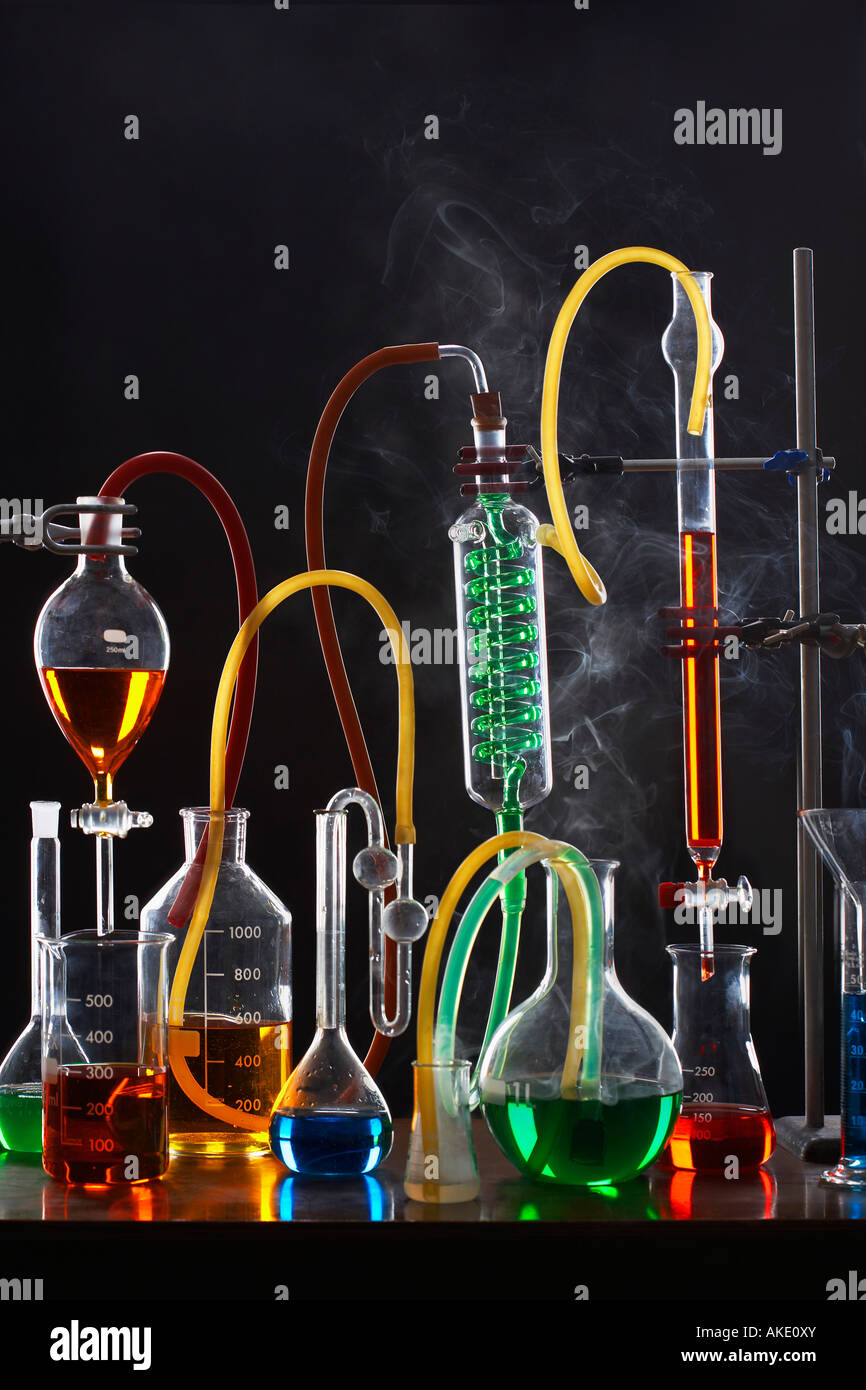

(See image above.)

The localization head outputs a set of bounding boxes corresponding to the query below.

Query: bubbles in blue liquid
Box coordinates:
[269,1110,393,1177]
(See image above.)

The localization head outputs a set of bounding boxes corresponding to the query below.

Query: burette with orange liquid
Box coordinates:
[659,274,750,979]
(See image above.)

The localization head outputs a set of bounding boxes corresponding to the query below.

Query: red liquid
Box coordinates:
[680,531,722,863]
[43,1064,168,1183]
[38,667,165,799]
[662,1103,775,1172]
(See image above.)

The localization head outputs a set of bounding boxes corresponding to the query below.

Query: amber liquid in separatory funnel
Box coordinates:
[39,667,165,800]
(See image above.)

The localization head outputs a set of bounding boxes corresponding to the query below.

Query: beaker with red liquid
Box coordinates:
[39,930,172,1183]
[659,943,775,1174]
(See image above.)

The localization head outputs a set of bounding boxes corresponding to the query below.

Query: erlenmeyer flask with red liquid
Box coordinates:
[659,943,775,1173]
[34,497,169,806]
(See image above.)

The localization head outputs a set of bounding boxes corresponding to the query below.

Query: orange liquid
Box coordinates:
[661,1103,775,1172]
[169,1018,292,1158]
[680,531,722,862]
[43,1064,168,1183]
[39,666,165,797]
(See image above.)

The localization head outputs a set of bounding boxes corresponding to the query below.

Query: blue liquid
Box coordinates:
[842,992,866,1168]
[269,1110,392,1177]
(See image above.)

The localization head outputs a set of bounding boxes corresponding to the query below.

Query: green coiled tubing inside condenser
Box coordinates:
[453,493,549,1093]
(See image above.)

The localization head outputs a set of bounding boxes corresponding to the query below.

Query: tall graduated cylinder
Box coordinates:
[141,808,292,1158]
[39,930,172,1183]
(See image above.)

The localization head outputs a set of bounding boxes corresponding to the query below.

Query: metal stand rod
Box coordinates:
[619,456,835,473]
[794,247,824,1129]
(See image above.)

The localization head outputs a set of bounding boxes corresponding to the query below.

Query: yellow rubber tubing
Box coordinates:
[412,833,596,1200]
[540,246,714,606]
[168,568,415,1132]
[418,832,594,1068]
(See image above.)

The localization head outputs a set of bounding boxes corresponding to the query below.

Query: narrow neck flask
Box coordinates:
[269,807,392,1177]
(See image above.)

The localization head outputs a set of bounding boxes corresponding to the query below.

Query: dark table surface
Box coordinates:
[1,1120,862,1303]
[0,1116,860,1223]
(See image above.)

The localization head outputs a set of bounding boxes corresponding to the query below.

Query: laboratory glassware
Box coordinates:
[662,274,725,889]
[0,802,61,1152]
[140,808,292,1158]
[800,810,866,1189]
[39,929,171,1183]
[661,273,728,980]
[270,792,396,1177]
[478,858,683,1186]
[166,570,420,1152]
[662,943,774,1172]
[34,496,169,935]
[446,391,553,1075]
[404,1060,479,1203]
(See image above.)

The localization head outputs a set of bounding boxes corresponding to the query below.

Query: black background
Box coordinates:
[0,0,864,1183]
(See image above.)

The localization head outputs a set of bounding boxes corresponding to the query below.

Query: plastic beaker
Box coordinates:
[39,930,171,1183]
[404,1061,479,1203]
[663,943,774,1172]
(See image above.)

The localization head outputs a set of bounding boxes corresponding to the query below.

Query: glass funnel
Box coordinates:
[269,803,392,1177]
[662,944,774,1173]
[140,808,292,1158]
[478,860,682,1186]
[800,809,866,1189]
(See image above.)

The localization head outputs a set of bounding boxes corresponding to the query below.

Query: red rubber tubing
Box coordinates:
[305,344,441,1073]
[100,451,259,929]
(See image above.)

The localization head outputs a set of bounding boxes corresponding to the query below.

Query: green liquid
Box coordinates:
[482,1090,682,1186]
[0,1085,43,1154]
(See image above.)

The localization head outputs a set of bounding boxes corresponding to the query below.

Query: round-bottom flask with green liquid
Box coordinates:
[479,860,682,1187]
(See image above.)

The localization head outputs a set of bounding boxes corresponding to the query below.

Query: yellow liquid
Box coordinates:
[169,1017,291,1158]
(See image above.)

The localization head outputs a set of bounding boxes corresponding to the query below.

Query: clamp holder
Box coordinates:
[0,499,140,556]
